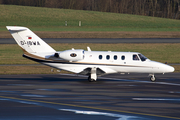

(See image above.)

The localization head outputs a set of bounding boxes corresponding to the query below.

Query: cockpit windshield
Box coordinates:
[138,54,148,61]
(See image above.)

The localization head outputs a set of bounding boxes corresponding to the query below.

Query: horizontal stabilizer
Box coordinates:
[6,26,27,32]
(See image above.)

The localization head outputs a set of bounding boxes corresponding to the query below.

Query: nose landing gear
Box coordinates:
[149,74,156,82]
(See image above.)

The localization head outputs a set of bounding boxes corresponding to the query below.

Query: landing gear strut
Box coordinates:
[149,74,156,82]
[88,67,97,82]
[88,75,96,82]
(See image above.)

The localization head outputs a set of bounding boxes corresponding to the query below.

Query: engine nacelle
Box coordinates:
[55,49,85,61]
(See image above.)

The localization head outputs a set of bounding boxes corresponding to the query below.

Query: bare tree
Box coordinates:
[0,0,3,4]
[1,0,180,19]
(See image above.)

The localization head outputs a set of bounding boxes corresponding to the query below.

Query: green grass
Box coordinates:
[1,43,180,74]
[0,65,71,75]
[0,5,180,31]
[0,43,180,64]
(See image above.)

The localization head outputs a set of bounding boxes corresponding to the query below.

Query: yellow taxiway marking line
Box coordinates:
[0,95,179,120]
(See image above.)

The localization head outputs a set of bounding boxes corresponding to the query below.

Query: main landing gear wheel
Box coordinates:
[150,74,156,82]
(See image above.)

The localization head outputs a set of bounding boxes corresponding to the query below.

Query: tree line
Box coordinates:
[1,0,180,19]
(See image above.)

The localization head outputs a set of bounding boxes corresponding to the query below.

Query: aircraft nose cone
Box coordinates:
[169,66,175,72]
[165,65,175,73]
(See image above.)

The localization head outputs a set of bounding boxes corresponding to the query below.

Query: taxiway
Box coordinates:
[0,73,180,120]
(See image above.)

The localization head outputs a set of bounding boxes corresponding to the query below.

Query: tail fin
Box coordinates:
[6,26,56,53]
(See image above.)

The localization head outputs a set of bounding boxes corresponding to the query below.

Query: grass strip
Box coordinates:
[1,31,180,38]
[0,65,70,75]
[0,5,180,32]
[0,43,179,64]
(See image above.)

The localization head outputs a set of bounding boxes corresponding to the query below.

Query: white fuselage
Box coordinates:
[37,50,174,75]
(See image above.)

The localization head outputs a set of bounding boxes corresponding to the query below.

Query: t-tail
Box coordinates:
[6,26,56,54]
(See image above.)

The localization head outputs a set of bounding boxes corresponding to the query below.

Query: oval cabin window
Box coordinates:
[114,55,117,60]
[99,55,103,60]
[106,55,110,60]
[121,55,125,60]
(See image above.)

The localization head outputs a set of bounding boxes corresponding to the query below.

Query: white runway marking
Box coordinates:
[0,98,38,105]
[132,98,180,101]
[19,101,38,105]
[169,91,180,94]
[21,95,45,97]
[60,109,139,120]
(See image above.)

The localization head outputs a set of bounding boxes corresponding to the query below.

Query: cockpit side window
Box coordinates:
[133,54,139,61]
[138,54,147,61]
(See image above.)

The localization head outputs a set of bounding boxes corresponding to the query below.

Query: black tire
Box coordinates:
[150,76,156,82]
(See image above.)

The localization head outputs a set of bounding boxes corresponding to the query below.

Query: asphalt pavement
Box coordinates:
[0,73,180,120]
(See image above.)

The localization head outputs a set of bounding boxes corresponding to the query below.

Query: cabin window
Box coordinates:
[138,54,147,61]
[106,55,110,60]
[99,55,103,60]
[121,55,125,60]
[133,54,139,60]
[114,55,117,60]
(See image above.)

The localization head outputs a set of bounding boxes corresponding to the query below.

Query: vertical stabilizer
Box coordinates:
[6,26,56,53]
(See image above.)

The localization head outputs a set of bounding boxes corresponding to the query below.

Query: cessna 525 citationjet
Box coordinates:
[6,26,174,82]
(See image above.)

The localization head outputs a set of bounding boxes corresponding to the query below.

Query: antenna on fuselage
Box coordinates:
[87,46,91,51]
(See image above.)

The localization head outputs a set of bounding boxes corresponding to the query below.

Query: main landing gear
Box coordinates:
[88,67,97,82]
[149,74,156,82]
[88,75,96,82]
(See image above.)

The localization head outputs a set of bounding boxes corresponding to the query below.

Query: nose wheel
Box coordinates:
[149,74,156,82]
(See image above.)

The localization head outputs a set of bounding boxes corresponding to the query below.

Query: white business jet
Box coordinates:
[6,26,174,82]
